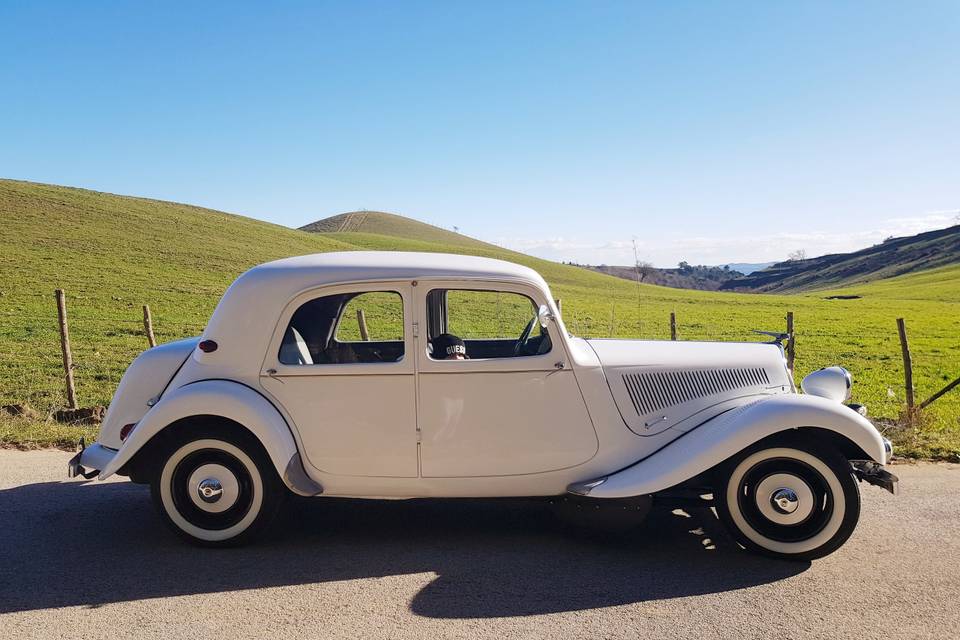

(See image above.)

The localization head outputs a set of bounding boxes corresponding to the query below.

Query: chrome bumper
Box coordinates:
[67,439,117,480]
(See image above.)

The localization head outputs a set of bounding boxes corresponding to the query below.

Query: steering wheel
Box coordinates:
[514,315,538,356]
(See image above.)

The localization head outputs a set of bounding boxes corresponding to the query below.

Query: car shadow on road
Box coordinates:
[0,479,808,617]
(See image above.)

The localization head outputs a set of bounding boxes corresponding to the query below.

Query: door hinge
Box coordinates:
[412,321,419,338]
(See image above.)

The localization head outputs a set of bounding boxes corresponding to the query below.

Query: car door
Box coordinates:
[415,281,598,477]
[259,282,418,477]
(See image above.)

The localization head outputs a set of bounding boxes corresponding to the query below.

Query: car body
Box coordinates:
[69,251,896,558]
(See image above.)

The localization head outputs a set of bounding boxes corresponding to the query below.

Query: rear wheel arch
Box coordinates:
[123,415,274,483]
[105,380,321,496]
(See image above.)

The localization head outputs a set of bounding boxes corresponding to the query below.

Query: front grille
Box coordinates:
[621,367,770,416]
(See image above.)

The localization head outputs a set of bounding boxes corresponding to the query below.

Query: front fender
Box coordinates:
[97,379,321,496]
[572,393,888,499]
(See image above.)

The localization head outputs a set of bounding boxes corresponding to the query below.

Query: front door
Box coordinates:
[415,283,598,477]
[260,282,418,477]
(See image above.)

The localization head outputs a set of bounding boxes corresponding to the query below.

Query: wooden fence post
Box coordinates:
[142,304,157,348]
[786,311,796,376]
[356,309,370,341]
[896,318,915,412]
[55,289,77,409]
[669,312,677,341]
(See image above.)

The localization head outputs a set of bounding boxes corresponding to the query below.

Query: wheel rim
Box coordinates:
[159,439,264,542]
[175,455,249,523]
[726,447,847,555]
[736,459,831,542]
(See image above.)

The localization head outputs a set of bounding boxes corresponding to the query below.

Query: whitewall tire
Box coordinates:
[150,430,283,546]
[716,441,861,560]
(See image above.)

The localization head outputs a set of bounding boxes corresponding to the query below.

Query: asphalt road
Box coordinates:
[0,450,957,640]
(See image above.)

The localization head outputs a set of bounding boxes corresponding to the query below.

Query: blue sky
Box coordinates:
[1,1,958,267]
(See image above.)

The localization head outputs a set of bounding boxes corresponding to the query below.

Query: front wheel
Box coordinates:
[150,430,284,546]
[715,441,860,561]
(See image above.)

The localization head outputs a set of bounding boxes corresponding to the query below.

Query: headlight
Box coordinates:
[801,366,852,403]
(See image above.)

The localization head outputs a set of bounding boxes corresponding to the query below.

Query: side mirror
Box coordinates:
[538,304,555,328]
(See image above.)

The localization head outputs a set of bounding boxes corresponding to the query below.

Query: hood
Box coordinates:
[587,339,793,436]
[97,337,200,448]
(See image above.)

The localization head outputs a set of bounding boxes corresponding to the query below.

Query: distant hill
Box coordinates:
[582,263,744,291]
[302,212,755,292]
[300,211,487,249]
[302,212,960,296]
[298,211,651,291]
[721,225,960,292]
[722,262,775,275]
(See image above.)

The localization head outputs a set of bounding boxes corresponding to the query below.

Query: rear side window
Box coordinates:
[279,291,404,365]
[336,292,404,342]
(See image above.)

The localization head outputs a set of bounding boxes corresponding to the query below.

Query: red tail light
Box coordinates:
[120,423,136,441]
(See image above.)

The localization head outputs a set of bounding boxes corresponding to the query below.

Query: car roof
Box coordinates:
[246,251,547,288]
[200,252,552,372]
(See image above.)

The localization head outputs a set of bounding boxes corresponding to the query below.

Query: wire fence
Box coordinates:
[2,290,957,428]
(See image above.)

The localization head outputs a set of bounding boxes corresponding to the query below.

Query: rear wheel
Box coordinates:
[715,440,860,560]
[150,429,284,546]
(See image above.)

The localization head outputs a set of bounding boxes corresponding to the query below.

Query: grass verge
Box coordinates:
[0,414,98,450]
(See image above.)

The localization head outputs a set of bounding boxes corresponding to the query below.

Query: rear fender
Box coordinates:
[97,379,322,496]
[571,393,887,499]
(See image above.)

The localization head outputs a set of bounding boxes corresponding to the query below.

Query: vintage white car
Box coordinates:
[69,252,896,559]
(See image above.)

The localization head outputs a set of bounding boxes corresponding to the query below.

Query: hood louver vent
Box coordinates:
[622,367,770,416]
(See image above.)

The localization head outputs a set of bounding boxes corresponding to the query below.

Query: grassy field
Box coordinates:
[1,179,958,459]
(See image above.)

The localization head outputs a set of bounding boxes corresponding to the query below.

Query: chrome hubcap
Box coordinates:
[197,478,223,503]
[754,473,814,526]
[187,463,241,513]
[771,487,799,514]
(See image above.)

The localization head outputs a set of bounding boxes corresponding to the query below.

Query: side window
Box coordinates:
[428,289,550,360]
[279,291,404,365]
[446,290,536,339]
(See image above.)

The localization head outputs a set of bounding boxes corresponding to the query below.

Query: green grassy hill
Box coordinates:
[300,210,489,249]
[722,224,960,293]
[2,179,958,459]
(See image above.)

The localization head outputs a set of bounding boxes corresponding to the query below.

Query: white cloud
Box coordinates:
[492,211,958,267]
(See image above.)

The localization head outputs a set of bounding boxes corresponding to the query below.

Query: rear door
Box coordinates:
[259,282,418,477]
